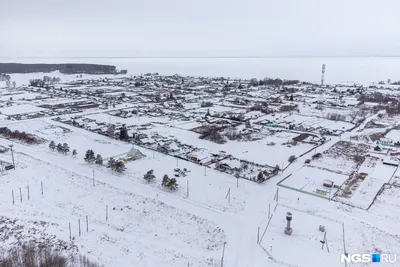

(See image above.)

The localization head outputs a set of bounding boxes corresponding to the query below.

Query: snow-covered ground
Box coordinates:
[0,71,400,267]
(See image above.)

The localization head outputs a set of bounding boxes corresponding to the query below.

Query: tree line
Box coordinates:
[0,127,40,144]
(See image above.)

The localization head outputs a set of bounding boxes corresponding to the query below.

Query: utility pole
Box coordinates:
[220,242,226,267]
[186,180,189,197]
[69,223,72,241]
[225,188,231,203]
[268,204,271,219]
[92,169,95,186]
[8,144,15,169]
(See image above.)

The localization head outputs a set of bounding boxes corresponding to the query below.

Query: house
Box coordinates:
[125,146,145,161]
[187,153,200,163]
[216,163,234,173]
[138,138,156,147]
[376,138,393,146]
[322,179,334,188]
[295,125,306,132]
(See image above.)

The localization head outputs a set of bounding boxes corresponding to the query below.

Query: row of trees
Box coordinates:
[106,158,126,173]
[84,150,126,172]
[49,141,77,156]
[0,127,39,144]
[143,170,178,190]
[84,150,103,165]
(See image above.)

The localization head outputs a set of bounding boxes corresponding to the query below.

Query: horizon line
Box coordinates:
[1,55,400,59]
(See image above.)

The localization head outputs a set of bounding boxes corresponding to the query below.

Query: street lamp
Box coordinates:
[8,144,15,169]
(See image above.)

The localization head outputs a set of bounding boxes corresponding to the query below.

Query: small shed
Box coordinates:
[323,179,334,188]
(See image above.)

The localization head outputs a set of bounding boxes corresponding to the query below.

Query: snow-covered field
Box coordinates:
[280,166,348,198]
[260,204,344,267]
[0,104,47,116]
[0,150,225,266]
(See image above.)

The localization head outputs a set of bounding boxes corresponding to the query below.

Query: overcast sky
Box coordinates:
[1,0,400,57]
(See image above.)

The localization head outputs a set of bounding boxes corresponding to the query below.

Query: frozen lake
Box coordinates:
[1,56,400,85]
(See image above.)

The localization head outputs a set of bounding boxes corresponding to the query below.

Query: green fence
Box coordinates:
[277,183,330,200]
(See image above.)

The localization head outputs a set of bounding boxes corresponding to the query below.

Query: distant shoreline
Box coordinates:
[0,63,126,75]
[1,55,400,59]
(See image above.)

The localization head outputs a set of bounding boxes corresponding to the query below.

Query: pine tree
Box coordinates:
[257,171,264,181]
[119,124,129,140]
[84,150,91,162]
[95,154,103,165]
[49,141,56,151]
[72,149,77,157]
[273,165,280,174]
[107,158,116,169]
[113,160,126,173]
[84,149,96,163]
[56,143,63,153]
[162,174,170,187]
[62,143,70,154]
[144,170,155,182]
[167,178,178,190]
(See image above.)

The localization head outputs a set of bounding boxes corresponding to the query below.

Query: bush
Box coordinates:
[0,242,102,267]
[305,159,311,164]
[288,155,296,163]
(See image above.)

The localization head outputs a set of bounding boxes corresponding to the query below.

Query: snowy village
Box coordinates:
[0,67,399,267]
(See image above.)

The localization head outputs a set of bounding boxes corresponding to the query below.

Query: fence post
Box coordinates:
[86,215,88,233]
[257,227,260,243]
[12,190,14,205]
[19,188,22,203]
[106,205,108,221]
[41,181,43,196]
[78,219,81,236]
[27,185,30,200]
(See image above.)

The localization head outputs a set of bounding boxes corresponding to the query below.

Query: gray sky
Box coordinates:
[1,0,400,57]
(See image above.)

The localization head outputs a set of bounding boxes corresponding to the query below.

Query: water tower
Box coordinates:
[321,64,326,86]
[284,212,293,235]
